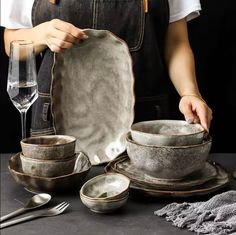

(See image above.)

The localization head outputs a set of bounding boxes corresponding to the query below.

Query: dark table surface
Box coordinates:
[1,153,236,235]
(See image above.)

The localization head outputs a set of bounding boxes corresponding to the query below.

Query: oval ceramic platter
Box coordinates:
[52,29,135,165]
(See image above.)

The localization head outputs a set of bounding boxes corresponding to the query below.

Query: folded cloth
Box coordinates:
[154,190,236,235]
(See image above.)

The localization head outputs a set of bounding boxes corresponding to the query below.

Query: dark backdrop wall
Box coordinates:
[1,0,236,153]
[187,0,236,152]
[0,27,22,153]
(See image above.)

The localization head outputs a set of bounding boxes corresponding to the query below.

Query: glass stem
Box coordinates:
[20,110,27,140]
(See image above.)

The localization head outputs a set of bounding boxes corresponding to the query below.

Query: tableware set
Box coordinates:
[105,120,229,197]
[9,135,91,193]
[104,155,229,197]
[20,135,77,177]
[0,194,69,229]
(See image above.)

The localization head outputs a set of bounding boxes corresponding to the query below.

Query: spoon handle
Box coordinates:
[0,208,26,222]
[0,214,37,229]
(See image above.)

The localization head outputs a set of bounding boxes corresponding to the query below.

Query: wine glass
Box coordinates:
[7,40,38,140]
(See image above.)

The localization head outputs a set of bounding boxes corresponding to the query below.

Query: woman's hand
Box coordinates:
[4,19,87,56]
[36,19,88,53]
[179,95,213,132]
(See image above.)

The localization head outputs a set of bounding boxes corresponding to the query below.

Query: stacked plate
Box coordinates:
[104,155,229,198]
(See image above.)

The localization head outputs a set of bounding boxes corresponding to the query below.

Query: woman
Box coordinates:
[1,0,212,133]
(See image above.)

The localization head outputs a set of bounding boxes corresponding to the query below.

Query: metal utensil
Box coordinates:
[0,201,69,229]
[0,193,51,222]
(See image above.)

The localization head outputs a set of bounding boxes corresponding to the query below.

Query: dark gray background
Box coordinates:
[1,0,236,153]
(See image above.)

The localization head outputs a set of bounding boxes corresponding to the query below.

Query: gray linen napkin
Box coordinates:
[154,190,236,235]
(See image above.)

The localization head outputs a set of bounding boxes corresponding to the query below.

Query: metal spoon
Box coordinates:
[0,193,51,222]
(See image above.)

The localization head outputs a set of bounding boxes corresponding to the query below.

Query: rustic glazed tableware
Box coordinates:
[80,193,129,213]
[20,135,76,160]
[131,120,205,146]
[8,152,91,193]
[20,153,77,177]
[80,173,130,200]
[110,155,218,190]
[104,158,229,198]
[80,173,130,213]
[126,132,212,179]
[52,29,135,165]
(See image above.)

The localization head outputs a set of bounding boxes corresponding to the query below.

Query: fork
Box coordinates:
[0,202,70,229]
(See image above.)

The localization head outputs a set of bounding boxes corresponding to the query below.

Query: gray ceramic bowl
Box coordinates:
[131,120,205,146]
[8,152,91,193]
[80,173,130,200]
[126,132,212,180]
[80,173,130,213]
[80,193,129,213]
[20,135,76,160]
[20,153,77,177]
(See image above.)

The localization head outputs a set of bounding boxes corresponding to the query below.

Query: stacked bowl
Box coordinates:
[80,173,130,213]
[20,135,77,177]
[8,135,91,192]
[127,120,211,180]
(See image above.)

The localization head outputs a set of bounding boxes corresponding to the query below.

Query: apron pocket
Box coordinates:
[95,0,145,51]
[31,93,55,136]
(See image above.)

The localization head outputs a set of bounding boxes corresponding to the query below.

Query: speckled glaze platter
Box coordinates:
[109,155,218,190]
[104,156,230,197]
[52,29,135,165]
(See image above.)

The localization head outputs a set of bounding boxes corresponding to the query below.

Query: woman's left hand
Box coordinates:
[179,95,213,132]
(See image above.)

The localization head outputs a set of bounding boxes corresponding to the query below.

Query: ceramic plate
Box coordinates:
[52,29,135,165]
[8,152,91,193]
[109,155,218,190]
[104,156,230,197]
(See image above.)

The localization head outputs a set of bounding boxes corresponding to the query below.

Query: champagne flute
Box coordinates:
[7,40,38,140]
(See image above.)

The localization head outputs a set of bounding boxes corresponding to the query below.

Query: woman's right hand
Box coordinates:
[36,18,88,53]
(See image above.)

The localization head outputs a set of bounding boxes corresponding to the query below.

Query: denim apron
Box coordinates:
[31,0,170,136]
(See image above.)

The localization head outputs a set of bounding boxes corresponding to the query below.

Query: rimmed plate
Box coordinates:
[110,155,218,190]
[104,156,230,197]
[8,152,91,193]
[52,29,135,165]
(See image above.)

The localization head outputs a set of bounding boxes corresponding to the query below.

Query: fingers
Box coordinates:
[51,19,86,39]
[179,101,195,124]
[179,96,213,132]
[45,19,88,52]
[46,37,74,53]
[197,104,212,132]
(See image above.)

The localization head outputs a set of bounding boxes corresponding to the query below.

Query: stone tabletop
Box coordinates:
[1,153,236,235]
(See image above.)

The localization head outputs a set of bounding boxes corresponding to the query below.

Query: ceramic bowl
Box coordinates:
[80,193,129,213]
[80,173,130,200]
[8,152,91,193]
[80,173,130,213]
[20,153,77,177]
[126,132,212,180]
[131,120,205,146]
[20,135,76,160]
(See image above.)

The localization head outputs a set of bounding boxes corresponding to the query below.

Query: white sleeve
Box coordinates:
[0,0,34,29]
[168,0,201,23]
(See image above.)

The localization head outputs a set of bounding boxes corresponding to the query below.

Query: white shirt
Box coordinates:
[0,0,201,29]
